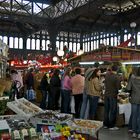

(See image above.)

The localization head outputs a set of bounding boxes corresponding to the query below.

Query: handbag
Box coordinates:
[26,89,36,101]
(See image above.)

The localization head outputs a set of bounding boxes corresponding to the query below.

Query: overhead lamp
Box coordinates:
[53,56,58,62]
[57,50,64,57]
[79,61,104,65]
[23,60,27,64]
[130,22,136,28]
[77,49,84,55]
[122,61,140,65]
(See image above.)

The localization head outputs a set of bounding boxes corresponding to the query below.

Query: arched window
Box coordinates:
[46,40,50,50]
[9,37,14,48]
[42,40,45,50]
[19,38,23,49]
[91,41,94,50]
[137,32,140,45]
[60,41,64,50]
[36,39,40,50]
[3,36,8,44]
[27,38,30,49]
[56,41,59,49]
[111,37,114,46]
[124,34,128,41]
[14,37,19,48]
[77,43,80,52]
[73,43,76,52]
[69,42,72,51]
[114,37,117,46]
[31,39,35,50]
[128,34,131,46]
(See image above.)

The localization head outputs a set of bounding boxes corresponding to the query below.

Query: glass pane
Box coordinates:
[27,38,30,49]
[96,40,99,49]
[137,32,140,45]
[36,39,40,50]
[73,43,76,52]
[94,41,96,49]
[91,41,94,50]
[77,43,80,51]
[42,40,45,50]
[56,41,59,49]
[87,42,90,52]
[46,40,50,50]
[128,34,131,46]
[9,37,14,48]
[114,37,117,46]
[14,37,18,48]
[111,37,114,46]
[60,41,63,50]
[107,38,109,45]
[19,38,23,49]
[124,34,128,41]
[85,42,87,52]
[69,42,72,51]
[3,36,8,44]
[31,39,35,50]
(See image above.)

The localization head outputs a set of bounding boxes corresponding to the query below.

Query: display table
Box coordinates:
[118,103,131,124]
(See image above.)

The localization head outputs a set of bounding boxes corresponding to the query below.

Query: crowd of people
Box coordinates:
[8,65,140,139]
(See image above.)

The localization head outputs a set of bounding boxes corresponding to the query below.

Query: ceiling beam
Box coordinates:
[130,0,139,7]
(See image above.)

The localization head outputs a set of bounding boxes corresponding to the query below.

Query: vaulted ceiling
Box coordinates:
[0,0,140,35]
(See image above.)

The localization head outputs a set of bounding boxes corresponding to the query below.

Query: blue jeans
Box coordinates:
[104,96,117,128]
[40,90,47,109]
[128,104,132,130]
[89,96,99,119]
[131,104,140,134]
[61,89,71,113]
[80,92,89,119]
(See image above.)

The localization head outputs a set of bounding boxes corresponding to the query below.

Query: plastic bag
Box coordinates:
[26,89,36,101]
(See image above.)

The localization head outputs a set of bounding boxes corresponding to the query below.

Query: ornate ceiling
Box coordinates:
[0,0,140,35]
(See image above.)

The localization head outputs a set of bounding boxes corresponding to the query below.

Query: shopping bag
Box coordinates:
[26,89,36,101]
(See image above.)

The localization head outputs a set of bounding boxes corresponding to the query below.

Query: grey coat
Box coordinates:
[127,75,140,104]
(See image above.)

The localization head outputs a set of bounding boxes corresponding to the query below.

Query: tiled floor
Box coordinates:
[99,127,136,140]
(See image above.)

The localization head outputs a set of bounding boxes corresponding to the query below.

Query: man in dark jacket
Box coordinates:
[104,65,121,130]
[40,73,49,109]
[48,69,61,110]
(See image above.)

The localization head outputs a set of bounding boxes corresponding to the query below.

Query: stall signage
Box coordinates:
[102,52,112,61]
[121,52,131,60]
[112,52,121,60]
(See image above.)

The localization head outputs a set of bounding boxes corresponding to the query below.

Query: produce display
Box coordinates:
[7,98,44,118]
[69,119,103,137]
[30,110,73,126]
[3,99,103,140]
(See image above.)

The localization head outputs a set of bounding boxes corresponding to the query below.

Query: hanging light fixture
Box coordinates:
[53,56,58,62]
[57,50,64,57]
[130,22,136,28]
[77,49,84,55]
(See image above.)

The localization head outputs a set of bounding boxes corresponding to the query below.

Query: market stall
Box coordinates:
[0,98,103,140]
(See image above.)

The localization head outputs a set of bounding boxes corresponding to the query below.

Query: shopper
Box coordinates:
[87,68,102,120]
[126,67,140,138]
[71,68,85,118]
[48,69,61,110]
[80,68,94,119]
[103,65,121,130]
[40,73,49,109]
[25,68,35,101]
[61,68,72,113]
[25,68,34,90]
